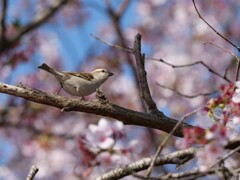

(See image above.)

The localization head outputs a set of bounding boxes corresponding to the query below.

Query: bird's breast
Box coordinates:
[63,76,101,96]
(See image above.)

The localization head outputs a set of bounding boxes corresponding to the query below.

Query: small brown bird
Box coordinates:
[38,63,114,96]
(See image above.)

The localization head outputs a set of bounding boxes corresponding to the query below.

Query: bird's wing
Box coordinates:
[63,72,94,81]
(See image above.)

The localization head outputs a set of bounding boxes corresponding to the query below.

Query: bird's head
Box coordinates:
[91,69,114,82]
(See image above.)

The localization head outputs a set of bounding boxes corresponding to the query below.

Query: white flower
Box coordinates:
[86,118,124,149]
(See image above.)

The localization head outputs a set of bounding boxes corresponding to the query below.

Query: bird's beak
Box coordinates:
[108,71,114,76]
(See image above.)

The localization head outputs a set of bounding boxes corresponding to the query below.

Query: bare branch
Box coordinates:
[192,0,240,52]
[95,148,196,180]
[26,165,39,180]
[145,109,199,178]
[0,82,191,137]
[149,57,231,83]
[156,82,218,98]
[133,34,159,113]
[91,34,133,53]
[116,0,131,16]
[204,42,240,81]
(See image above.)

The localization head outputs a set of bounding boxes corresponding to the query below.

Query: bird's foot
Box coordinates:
[96,88,108,103]
[80,96,86,101]
[17,82,25,88]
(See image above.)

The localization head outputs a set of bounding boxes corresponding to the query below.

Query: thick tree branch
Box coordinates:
[0,82,191,137]
[95,148,196,180]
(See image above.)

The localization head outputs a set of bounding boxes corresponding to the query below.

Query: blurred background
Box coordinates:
[0,0,240,179]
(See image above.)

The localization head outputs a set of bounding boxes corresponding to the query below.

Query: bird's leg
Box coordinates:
[80,96,86,101]
[56,83,63,95]
[17,82,25,88]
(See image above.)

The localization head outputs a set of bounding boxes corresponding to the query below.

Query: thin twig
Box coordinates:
[192,0,240,52]
[224,65,230,80]
[90,34,133,53]
[148,57,231,83]
[156,82,218,98]
[26,165,39,180]
[145,109,199,178]
[117,0,131,16]
[204,42,240,81]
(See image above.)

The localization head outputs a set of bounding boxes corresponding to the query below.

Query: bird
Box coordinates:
[38,63,114,97]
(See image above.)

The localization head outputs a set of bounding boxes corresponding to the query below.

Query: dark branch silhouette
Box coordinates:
[149,57,231,83]
[156,82,218,98]
[204,42,240,81]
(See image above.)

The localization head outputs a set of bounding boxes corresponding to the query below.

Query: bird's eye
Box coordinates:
[101,70,105,73]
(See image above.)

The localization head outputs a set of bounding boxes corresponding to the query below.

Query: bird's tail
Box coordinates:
[38,63,64,79]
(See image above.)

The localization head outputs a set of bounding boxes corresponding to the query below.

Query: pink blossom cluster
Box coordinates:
[77,118,147,177]
[179,82,240,171]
